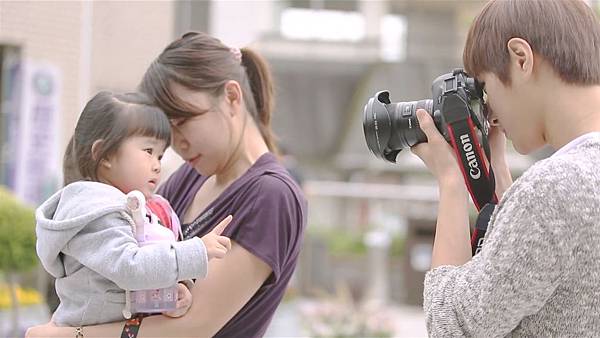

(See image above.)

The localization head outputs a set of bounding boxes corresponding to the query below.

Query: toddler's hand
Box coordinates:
[201,215,232,260]
[162,283,193,318]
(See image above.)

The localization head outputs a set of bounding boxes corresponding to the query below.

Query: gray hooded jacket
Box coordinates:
[36,181,208,326]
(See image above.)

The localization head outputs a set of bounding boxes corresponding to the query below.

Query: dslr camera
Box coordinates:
[362,69,489,164]
[363,69,497,256]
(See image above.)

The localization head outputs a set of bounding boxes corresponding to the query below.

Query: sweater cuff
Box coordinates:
[172,237,208,281]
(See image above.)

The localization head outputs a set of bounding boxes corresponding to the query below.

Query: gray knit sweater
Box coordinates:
[424,134,600,337]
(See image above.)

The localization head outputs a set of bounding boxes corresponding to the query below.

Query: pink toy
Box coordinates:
[124,190,179,316]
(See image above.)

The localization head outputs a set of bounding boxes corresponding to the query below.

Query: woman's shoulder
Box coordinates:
[247,160,306,208]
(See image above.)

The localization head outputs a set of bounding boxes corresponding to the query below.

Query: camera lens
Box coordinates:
[363,91,393,162]
[362,91,432,163]
[389,100,433,149]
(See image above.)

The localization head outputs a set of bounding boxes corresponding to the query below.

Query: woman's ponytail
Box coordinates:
[240,47,278,154]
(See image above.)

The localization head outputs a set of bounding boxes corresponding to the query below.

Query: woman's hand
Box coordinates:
[201,215,233,260]
[411,109,463,186]
[163,282,193,318]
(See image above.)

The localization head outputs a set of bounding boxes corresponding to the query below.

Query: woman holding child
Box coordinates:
[28,31,306,337]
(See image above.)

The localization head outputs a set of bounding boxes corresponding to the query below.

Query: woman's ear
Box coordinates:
[224,80,242,115]
[507,38,534,80]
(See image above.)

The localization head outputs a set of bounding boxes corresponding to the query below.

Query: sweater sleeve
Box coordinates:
[62,212,208,291]
[423,159,579,337]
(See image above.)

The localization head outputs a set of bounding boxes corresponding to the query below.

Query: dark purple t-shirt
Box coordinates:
[157,152,307,338]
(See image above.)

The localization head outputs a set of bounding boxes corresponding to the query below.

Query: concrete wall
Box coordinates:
[0,1,180,182]
[90,1,175,94]
[0,1,84,151]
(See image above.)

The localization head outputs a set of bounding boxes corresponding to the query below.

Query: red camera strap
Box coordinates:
[442,96,498,255]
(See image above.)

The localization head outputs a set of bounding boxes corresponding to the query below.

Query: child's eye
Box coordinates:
[158,154,163,161]
[144,148,153,155]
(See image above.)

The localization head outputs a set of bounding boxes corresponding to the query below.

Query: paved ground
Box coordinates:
[265,300,427,338]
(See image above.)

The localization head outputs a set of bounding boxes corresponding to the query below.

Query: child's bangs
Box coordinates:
[123,104,171,147]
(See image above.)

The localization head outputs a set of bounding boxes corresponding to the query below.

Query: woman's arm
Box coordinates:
[26,240,271,337]
[138,240,272,335]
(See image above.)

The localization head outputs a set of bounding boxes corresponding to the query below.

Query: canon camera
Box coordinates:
[362,69,489,163]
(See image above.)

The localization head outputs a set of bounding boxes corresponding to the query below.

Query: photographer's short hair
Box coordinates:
[63,92,170,185]
[463,0,600,85]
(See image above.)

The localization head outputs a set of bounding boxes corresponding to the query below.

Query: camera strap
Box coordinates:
[441,94,498,255]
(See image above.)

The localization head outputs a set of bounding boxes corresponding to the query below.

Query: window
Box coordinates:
[281,7,365,42]
[281,1,363,42]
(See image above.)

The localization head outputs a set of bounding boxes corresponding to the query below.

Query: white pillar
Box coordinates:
[359,0,387,41]
[363,230,391,308]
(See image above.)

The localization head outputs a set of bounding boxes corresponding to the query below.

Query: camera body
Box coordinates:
[363,69,497,256]
[363,69,488,163]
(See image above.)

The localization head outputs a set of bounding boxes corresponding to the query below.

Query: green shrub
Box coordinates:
[0,186,37,273]
[389,235,405,257]
[308,228,367,256]
[309,226,405,257]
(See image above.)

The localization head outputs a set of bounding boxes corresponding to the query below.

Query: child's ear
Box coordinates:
[91,139,110,168]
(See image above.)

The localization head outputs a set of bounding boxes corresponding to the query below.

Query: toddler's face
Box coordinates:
[102,136,167,199]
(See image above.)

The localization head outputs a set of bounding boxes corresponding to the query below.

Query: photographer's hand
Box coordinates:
[411,109,471,268]
[411,110,463,184]
[488,125,513,199]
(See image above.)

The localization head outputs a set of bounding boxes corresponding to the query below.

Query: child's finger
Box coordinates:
[214,247,228,259]
[210,215,233,235]
[176,296,191,310]
[218,237,232,251]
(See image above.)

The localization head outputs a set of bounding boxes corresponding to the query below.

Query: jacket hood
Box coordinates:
[36,181,129,278]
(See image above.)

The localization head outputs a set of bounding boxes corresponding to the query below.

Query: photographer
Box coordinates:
[412,0,600,336]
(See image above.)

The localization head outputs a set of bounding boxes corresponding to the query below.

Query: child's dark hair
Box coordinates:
[63,91,171,185]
